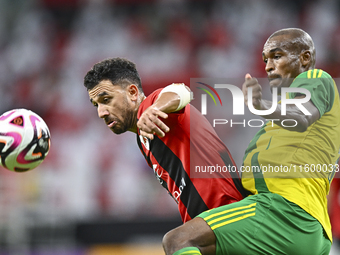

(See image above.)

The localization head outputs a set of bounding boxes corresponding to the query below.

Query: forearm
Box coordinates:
[259,99,320,132]
[152,92,181,113]
[137,84,191,139]
[155,83,192,113]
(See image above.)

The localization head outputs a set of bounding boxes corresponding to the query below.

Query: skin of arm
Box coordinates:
[242,74,320,132]
[137,87,189,139]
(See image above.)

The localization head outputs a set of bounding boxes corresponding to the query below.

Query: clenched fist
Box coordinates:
[242,73,263,110]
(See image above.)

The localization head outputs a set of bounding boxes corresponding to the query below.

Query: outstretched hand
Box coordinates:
[242,73,263,110]
[137,105,170,140]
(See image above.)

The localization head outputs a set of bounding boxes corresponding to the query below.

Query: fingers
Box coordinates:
[242,73,262,109]
[139,130,154,140]
[244,74,258,87]
[137,108,170,139]
[139,119,168,138]
[154,110,168,120]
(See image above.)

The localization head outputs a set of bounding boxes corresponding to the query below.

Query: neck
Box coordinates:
[128,94,146,134]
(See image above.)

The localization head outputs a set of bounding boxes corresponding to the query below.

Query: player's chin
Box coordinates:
[110,126,126,134]
[269,78,282,90]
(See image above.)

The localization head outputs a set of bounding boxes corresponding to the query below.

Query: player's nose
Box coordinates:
[97,104,109,118]
[265,59,275,73]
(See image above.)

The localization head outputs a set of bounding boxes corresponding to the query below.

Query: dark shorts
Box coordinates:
[197,193,331,255]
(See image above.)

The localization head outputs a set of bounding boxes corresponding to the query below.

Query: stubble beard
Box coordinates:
[112,96,136,134]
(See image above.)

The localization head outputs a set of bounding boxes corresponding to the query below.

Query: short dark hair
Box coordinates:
[84,57,143,92]
[268,28,316,69]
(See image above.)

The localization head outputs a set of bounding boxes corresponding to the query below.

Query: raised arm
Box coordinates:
[242,74,320,132]
[137,83,192,139]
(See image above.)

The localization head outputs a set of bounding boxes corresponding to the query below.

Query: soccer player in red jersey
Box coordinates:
[84,57,246,223]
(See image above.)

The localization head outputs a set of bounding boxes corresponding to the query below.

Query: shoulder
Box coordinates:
[292,69,334,91]
[140,88,163,108]
[138,89,163,118]
[294,69,336,114]
[296,69,332,79]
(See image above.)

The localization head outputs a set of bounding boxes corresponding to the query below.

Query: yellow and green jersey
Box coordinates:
[242,69,340,241]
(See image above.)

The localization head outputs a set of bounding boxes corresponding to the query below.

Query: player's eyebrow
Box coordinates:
[89,91,109,104]
[262,47,283,57]
[97,91,109,97]
[269,47,283,53]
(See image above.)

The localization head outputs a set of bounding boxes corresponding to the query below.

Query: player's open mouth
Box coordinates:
[268,75,281,82]
[268,76,282,86]
[107,120,117,128]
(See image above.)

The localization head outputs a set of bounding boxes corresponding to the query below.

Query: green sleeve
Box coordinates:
[288,69,335,116]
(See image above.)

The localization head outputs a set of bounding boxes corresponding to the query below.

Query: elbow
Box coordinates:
[294,124,308,132]
[291,117,310,132]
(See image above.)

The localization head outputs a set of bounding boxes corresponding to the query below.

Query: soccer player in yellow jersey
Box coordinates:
[162,28,340,255]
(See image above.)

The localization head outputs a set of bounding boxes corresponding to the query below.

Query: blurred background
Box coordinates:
[0,0,340,254]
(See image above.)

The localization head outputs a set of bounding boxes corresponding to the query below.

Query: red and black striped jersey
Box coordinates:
[137,89,246,223]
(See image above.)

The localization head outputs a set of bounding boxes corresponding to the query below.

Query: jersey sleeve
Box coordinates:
[138,89,186,117]
[138,88,186,132]
[289,69,335,116]
[137,89,162,119]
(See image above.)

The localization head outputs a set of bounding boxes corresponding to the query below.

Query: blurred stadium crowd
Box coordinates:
[0,0,340,253]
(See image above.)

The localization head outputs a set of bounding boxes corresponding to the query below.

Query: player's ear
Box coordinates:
[300,50,311,69]
[127,84,139,101]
